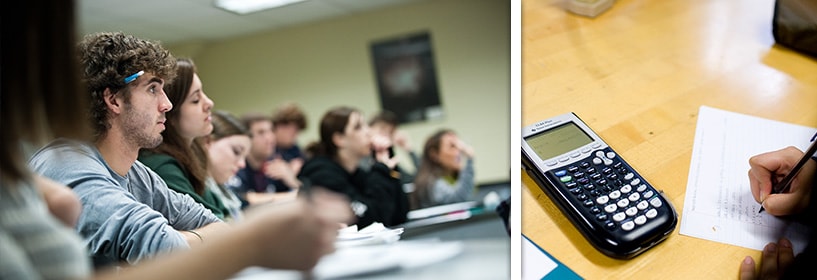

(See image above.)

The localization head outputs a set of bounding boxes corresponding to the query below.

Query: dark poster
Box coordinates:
[370,32,443,124]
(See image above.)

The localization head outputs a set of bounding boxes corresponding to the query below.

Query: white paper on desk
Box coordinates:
[680,106,815,253]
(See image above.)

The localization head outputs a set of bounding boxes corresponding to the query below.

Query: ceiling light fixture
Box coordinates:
[215,0,307,15]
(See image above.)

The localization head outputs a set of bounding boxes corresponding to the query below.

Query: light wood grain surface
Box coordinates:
[521,0,817,278]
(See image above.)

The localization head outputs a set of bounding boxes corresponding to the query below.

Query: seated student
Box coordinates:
[271,102,308,175]
[28,31,228,267]
[4,3,351,279]
[138,57,234,221]
[368,110,421,185]
[198,110,252,222]
[410,129,476,209]
[230,113,299,207]
[739,140,817,279]
[298,106,410,228]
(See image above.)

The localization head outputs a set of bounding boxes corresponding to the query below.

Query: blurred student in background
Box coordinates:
[740,141,817,279]
[231,113,299,208]
[299,106,409,227]
[198,110,252,222]
[138,57,235,221]
[410,129,476,210]
[368,110,421,186]
[271,102,309,175]
[3,1,351,278]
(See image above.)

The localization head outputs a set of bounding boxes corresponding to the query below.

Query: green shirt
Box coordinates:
[138,152,230,220]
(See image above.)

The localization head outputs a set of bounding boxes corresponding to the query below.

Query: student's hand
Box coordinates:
[747,146,816,216]
[242,188,352,271]
[456,138,475,159]
[393,130,412,151]
[264,157,300,188]
[739,238,795,280]
[371,134,399,169]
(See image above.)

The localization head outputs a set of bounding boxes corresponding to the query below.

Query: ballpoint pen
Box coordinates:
[758,138,817,213]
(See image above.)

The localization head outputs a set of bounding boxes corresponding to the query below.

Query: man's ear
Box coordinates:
[103,88,123,114]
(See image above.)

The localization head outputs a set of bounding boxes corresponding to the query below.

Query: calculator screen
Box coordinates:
[525,121,593,160]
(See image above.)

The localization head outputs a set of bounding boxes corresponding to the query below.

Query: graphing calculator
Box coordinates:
[521,112,677,259]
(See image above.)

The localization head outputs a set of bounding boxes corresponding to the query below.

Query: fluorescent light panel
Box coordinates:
[215,0,307,15]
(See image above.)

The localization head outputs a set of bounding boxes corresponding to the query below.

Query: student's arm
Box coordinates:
[34,175,81,227]
[97,190,352,280]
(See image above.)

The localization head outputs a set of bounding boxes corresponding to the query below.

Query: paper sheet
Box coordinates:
[680,106,816,253]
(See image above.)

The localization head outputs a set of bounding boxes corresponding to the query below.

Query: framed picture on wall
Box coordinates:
[370,31,443,124]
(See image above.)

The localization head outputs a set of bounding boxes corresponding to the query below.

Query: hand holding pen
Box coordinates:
[748,141,817,215]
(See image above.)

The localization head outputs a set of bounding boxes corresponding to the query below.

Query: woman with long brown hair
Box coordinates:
[298,106,409,227]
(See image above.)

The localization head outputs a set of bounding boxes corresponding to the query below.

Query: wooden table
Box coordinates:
[521,0,817,278]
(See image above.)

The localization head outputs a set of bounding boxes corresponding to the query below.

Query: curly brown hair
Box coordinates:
[77,32,176,140]
[272,102,307,130]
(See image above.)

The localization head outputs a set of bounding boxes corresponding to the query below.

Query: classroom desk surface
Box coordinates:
[521,0,817,279]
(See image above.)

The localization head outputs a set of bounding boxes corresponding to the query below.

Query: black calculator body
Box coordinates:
[521,112,677,259]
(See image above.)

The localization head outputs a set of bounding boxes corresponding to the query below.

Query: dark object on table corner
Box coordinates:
[496,198,511,236]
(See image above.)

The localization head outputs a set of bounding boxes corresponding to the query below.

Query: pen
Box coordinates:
[758,138,817,213]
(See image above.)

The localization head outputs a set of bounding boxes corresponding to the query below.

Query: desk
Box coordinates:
[521,0,817,278]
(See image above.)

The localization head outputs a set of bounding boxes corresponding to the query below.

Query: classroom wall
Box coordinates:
[168,0,510,184]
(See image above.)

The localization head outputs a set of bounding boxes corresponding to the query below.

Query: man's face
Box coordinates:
[119,72,172,148]
[274,122,300,148]
[249,120,275,159]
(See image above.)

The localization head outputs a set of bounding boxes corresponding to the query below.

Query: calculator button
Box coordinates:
[574,172,585,178]
[565,182,577,188]
[603,158,613,165]
[649,197,663,208]
[606,152,616,159]
[583,200,594,207]
[596,196,609,204]
[646,209,658,218]
[602,167,613,174]
[621,221,635,231]
[571,152,581,158]
[643,190,654,199]
[577,194,587,200]
[546,161,558,166]
[560,176,572,183]
[634,215,647,225]
[581,147,591,153]
[636,201,649,210]
[583,184,595,191]
[569,188,582,194]
[624,173,634,180]
[597,214,608,221]
[586,167,596,174]
[609,190,621,200]
[559,156,570,162]
[580,162,591,168]
[636,184,647,192]
[604,204,618,213]
[590,207,601,214]
[595,151,605,158]
[616,199,630,208]
[620,185,632,194]
[593,157,603,165]
[613,162,623,169]
[613,212,626,222]
[630,178,641,186]
[568,166,579,173]
[606,222,616,230]
[606,174,618,180]
[628,193,640,202]
[555,170,567,177]
[591,173,602,180]
[625,207,638,216]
